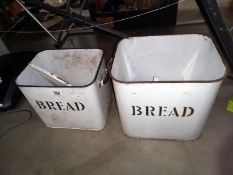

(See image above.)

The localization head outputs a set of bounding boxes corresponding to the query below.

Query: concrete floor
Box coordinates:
[0,8,233,175]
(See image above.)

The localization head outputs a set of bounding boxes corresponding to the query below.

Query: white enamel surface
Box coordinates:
[16,49,111,130]
[111,35,226,140]
[17,49,103,86]
[113,82,222,140]
[112,34,226,82]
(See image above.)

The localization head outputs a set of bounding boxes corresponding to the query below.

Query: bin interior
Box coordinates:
[16,49,103,86]
[111,35,226,82]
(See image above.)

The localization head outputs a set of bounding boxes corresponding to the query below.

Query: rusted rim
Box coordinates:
[110,75,227,84]
[16,48,104,88]
[110,61,228,84]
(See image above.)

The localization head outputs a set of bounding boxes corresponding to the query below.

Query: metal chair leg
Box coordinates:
[195,0,233,71]
[16,0,57,42]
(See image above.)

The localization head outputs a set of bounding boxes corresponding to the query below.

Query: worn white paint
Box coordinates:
[111,35,226,140]
[16,49,111,130]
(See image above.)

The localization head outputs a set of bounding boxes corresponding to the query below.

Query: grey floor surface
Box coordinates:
[0,8,233,175]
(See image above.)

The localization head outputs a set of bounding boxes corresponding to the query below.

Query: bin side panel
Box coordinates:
[113,81,223,140]
[93,59,112,126]
[18,86,108,130]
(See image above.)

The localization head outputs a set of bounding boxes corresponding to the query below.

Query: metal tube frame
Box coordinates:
[195,0,233,71]
[19,0,233,72]
[16,0,57,41]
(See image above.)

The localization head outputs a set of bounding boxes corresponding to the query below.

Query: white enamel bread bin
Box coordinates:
[110,35,227,140]
[16,49,111,130]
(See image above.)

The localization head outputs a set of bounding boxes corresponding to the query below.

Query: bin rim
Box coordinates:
[16,48,105,88]
[109,34,228,84]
